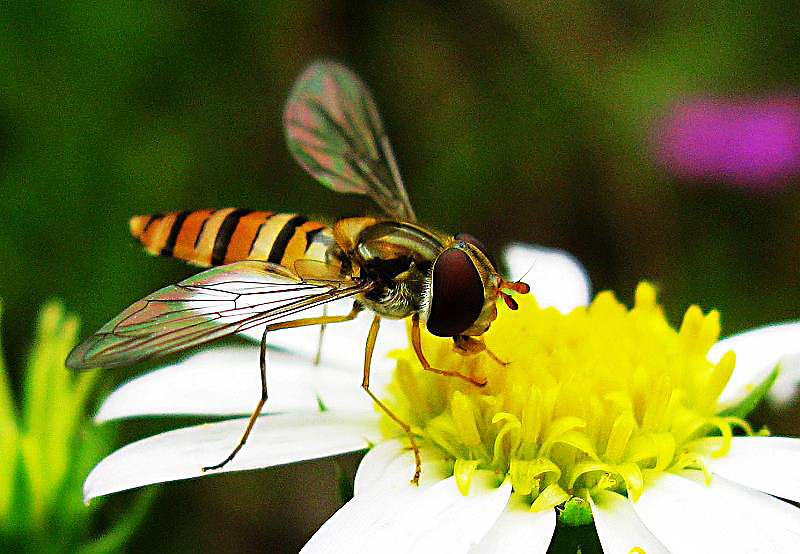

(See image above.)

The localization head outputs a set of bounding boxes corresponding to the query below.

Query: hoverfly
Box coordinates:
[67,61,529,483]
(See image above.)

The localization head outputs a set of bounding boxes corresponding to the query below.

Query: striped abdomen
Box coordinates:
[129,209,334,270]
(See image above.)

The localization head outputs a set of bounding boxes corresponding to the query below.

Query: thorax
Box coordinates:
[333,217,447,319]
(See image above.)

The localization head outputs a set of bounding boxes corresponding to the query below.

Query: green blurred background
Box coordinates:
[2,2,799,551]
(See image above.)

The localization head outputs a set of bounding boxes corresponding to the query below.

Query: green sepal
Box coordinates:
[316,393,328,412]
[557,496,594,527]
[718,364,779,420]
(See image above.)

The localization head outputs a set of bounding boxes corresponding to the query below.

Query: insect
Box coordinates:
[66,61,529,483]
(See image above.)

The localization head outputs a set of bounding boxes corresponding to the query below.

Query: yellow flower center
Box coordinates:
[383,283,751,514]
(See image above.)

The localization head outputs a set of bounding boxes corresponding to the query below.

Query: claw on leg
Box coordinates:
[453,335,507,367]
[412,315,487,387]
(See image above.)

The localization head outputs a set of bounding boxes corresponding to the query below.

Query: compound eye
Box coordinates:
[454,232,496,267]
[426,248,485,337]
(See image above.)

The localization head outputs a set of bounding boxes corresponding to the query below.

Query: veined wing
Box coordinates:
[284,60,416,222]
[66,261,370,370]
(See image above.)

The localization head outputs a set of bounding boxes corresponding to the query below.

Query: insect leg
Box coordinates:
[203,302,363,472]
[411,314,487,386]
[313,303,328,366]
[360,314,422,485]
[452,335,507,367]
[203,324,271,472]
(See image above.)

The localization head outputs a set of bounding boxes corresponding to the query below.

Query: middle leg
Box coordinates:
[360,314,423,485]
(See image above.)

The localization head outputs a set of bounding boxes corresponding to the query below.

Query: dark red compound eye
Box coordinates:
[454,232,496,267]
[426,248,485,337]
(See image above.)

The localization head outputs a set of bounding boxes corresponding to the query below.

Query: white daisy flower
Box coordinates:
[84,244,800,553]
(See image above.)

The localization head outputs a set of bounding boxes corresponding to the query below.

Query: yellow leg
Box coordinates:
[411,314,487,386]
[361,314,423,485]
[453,335,508,367]
[203,303,363,472]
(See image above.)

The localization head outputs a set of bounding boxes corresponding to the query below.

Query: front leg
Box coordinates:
[452,335,507,367]
[411,314,487,387]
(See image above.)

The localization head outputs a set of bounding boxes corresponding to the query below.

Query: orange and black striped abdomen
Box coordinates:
[129,209,332,269]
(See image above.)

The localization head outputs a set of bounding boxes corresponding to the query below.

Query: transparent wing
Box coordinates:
[66,261,370,370]
[284,60,416,222]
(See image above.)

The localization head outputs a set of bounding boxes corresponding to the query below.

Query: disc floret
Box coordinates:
[384,283,750,513]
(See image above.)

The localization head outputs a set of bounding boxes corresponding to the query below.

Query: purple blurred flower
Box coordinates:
[654,96,800,189]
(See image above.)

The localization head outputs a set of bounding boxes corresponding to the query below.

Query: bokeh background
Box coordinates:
[2,2,799,552]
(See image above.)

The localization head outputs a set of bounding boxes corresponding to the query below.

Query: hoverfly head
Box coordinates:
[423,233,528,338]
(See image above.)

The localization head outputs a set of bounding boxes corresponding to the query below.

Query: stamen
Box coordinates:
[382,282,754,515]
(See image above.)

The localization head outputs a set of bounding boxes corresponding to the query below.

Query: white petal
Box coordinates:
[710,474,800,551]
[84,411,380,502]
[353,439,410,494]
[502,242,591,313]
[771,351,800,405]
[303,448,450,553]
[702,436,800,503]
[590,489,668,554]
[397,473,512,553]
[353,440,456,496]
[241,301,409,378]
[95,346,372,421]
[470,494,555,554]
[304,470,511,554]
[709,321,800,407]
[634,472,784,553]
[302,478,428,554]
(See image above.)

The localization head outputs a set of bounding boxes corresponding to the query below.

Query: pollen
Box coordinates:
[383,282,751,515]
